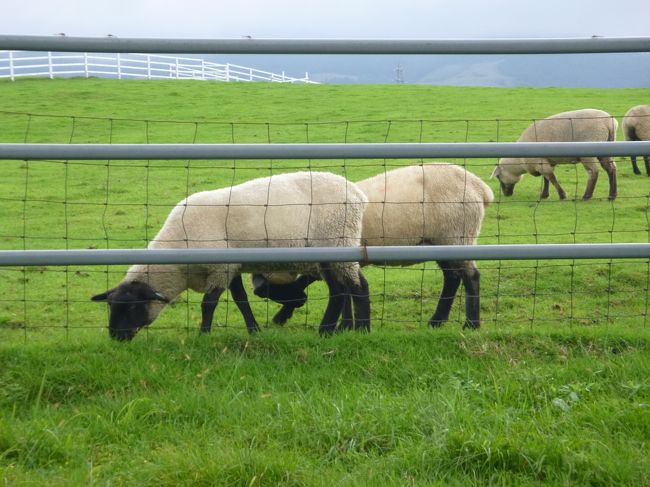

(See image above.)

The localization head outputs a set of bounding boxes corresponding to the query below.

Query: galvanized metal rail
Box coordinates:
[1,141,649,160]
[1,35,649,54]
[1,244,649,267]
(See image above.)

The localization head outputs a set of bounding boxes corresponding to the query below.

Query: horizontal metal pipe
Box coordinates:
[1,35,650,54]
[1,141,649,161]
[1,244,649,267]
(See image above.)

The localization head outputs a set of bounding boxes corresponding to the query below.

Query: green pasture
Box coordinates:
[1,78,649,485]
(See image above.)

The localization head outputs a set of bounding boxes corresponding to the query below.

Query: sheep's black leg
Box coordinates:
[546,172,567,200]
[201,287,225,333]
[429,261,462,327]
[540,177,550,199]
[460,263,481,330]
[644,156,650,177]
[351,271,371,332]
[631,155,641,175]
[272,304,297,326]
[338,294,354,331]
[318,264,346,336]
[598,157,617,200]
[229,275,260,334]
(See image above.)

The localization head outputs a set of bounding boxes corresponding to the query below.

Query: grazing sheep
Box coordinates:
[623,105,650,176]
[491,108,618,200]
[253,163,493,330]
[91,172,369,340]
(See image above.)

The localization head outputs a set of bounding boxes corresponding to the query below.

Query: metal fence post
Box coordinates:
[147,54,151,79]
[47,51,53,79]
[117,52,121,79]
[84,52,89,78]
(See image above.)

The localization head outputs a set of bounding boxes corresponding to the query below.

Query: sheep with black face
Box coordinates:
[492,109,618,200]
[92,171,369,340]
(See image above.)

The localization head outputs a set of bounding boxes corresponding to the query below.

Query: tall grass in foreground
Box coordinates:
[2,328,650,485]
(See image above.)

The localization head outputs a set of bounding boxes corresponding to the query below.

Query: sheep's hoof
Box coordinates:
[428,319,445,328]
[337,319,354,331]
[199,326,212,334]
[356,320,371,333]
[463,319,481,330]
[608,194,617,201]
[319,326,336,337]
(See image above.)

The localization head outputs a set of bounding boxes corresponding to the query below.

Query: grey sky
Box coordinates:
[2,0,650,39]
[2,1,649,87]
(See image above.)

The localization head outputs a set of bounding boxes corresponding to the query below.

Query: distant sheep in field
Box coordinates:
[491,108,618,200]
[253,163,494,330]
[91,172,369,340]
[623,105,650,176]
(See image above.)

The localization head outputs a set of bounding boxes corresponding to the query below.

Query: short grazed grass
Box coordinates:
[1,78,650,484]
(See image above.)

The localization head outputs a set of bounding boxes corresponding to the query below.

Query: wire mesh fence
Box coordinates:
[1,110,649,338]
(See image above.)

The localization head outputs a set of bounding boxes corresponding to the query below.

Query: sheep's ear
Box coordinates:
[251,274,268,290]
[490,166,501,179]
[141,287,169,303]
[91,289,114,302]
[152,291,169,303]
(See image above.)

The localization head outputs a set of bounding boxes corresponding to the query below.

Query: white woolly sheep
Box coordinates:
[91,171,369,340]
[491,108,618,200]
[253,163,494,330]
[623,105,650,176]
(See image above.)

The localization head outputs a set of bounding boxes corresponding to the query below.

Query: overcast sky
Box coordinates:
[2,0,650,39]
[2,1,649,86]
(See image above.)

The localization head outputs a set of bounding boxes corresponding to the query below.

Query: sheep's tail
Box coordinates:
[479,181,495,208]
[608,116,619,142]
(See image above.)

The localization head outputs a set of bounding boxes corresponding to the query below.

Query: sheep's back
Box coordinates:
[150,171,366,250]
[518,109,616,144]
[358,163,492,247]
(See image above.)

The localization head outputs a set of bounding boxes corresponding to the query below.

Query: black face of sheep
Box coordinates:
[91,281,169,341]
[252,274,315,325]
[497,178,515,196]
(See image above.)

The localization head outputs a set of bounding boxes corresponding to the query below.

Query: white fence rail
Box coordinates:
[0,51,316,83]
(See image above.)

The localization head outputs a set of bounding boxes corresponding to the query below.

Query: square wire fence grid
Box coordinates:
[1,110,649,338]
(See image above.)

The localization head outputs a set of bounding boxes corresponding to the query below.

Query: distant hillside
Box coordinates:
[209,53,650,87]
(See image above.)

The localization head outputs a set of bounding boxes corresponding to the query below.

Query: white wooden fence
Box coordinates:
[0,51,317,83]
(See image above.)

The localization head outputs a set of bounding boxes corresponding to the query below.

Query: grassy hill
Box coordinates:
[1,78,649,485]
